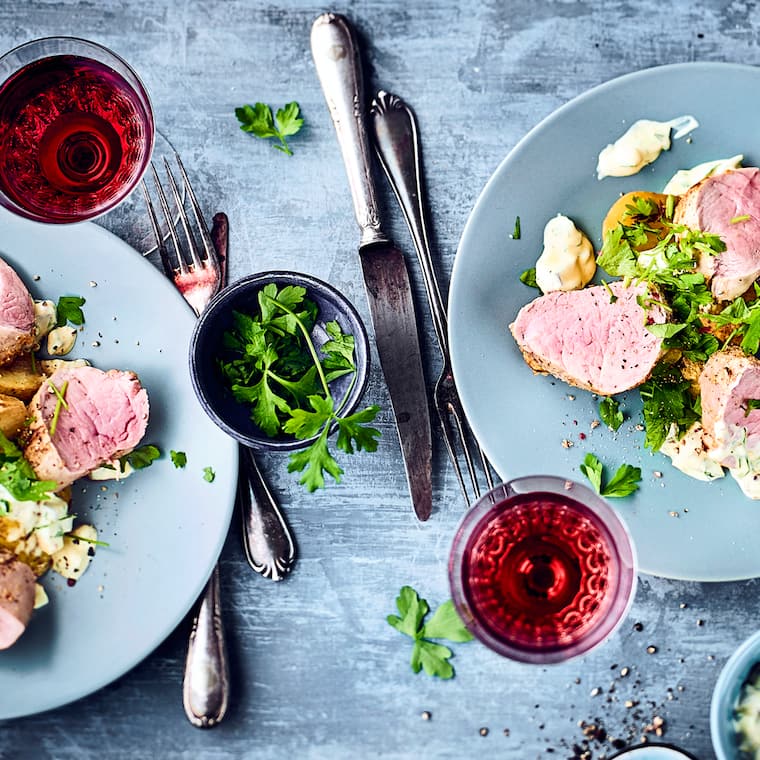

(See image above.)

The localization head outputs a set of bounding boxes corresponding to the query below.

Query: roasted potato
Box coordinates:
[602,191,670,251]
[0,393,27,439]
[0,353,43,401]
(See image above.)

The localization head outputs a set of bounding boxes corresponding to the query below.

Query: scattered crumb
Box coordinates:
[562,439,574,448]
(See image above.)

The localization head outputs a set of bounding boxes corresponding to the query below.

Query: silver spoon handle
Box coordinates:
[239,446,296,580]
[182,565,229,728]
[370,91,449,358]
[311,12,387,248]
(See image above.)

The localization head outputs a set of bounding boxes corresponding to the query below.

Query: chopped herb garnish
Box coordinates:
[599,397,624,431]
[665,194,675,220]
[580,453,641,498]
[48,380,69,437]
[170,450,187,468]
[203,466,215,483]
[55,295,86,326]
[519,267,539,289]
[65,532,110,547]
[512,215,521,239]
[745,399,760,417]
[602,279,618,303]
[731,214,751,224]
[235,101,304,156]
[639,363,700,452]
[0,430,56,501]
[387,586,472,680]
[121,444,161,470]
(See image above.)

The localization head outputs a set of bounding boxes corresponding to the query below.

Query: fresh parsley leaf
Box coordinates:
[601,463,642,497]
[170,450,187,468]
[0,430,56,501]
[387,587,471,680]
[599,397,623,431]
[203,466,215,483]
[580,452,641,498]
[287,425,343,491]
[519,267,539,289]
[645,322,688,339]
[335,405,381,454]
[745,400,760,417]
[580,453,603,494]
[122,444,161,470]
[421,600,474,643]
[235,101,304,156]
[56,295,85,326]
[512,215,521,239]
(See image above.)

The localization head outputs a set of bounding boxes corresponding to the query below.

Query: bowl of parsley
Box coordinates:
[189,271,378,490]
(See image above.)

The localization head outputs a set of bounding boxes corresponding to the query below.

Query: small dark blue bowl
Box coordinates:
[189,271,370,451]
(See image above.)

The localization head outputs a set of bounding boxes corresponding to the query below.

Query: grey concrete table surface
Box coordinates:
[0,1,758,758]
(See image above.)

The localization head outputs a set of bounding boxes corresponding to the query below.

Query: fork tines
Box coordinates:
[141,153,220,281]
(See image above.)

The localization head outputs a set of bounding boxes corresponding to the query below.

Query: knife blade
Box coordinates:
[311,12,433,521]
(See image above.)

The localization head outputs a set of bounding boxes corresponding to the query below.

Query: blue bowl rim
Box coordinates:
[710,628,760,760]
[189,270,371,451]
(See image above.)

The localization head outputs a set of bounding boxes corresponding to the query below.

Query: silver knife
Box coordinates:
[310,12,433,521]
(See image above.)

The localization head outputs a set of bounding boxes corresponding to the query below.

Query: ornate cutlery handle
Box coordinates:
[182,565,229,728]
[311,12,387,248]
[370,91,450,358]
[238,445,296,580]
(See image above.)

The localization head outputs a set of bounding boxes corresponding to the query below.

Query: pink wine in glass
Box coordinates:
[449,476,636,663]
[0,43,153,223]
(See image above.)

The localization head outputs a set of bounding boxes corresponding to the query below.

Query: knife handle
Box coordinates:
[311,13,388,248]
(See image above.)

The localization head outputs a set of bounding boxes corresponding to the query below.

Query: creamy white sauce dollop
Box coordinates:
[662,154,744,195]
[596,115,699,180]
[534,215,595,293]
[660,422,725,482]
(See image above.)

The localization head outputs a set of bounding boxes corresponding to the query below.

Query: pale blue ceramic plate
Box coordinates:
[450,62,760,581]
[0,207,238,719]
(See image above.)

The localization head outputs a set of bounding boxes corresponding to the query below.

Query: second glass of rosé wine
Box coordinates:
[448,475,637,664]
[0,37,154,223]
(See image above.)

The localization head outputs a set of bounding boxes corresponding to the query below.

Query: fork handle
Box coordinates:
[182,564,229,728]
[370,91,449,358]
[239,445,296,580]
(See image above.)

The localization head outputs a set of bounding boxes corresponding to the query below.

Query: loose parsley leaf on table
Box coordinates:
[170,450,187,468]
[599,397,623,431]
[218,283,380,492]
[235,101,304,156]
[203,466,216,483]
[56,295,86,327]
[387,586,472,679]
[580,453,641,498]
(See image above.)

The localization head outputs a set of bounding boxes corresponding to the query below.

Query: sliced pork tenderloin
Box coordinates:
[0,548,35,649]
[674,167,760,301]
[0,257,36,366]
[700,347,760,466]
[510,280,667,395]
[24,366,149,490]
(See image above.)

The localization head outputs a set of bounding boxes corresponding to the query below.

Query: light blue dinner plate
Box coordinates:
[450,62,760,582]
[0,207,238,719]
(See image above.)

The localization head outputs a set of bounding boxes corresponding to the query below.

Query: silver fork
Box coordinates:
[142,155,296,727]
[370,92,496,506]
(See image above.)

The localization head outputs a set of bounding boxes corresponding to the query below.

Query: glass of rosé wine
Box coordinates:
[0,37,154,223]
[448,475,637,664]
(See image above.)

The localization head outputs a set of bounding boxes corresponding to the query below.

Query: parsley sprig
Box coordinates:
[387,586,473,679]
[235,101,304,156]
[219,283,380,491]
[580,453,641,498]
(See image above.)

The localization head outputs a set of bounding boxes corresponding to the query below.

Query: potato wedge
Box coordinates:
[0,393,27,439]
[0,353,44,401]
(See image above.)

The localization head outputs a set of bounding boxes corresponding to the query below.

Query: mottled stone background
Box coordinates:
[2,1,759,758]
